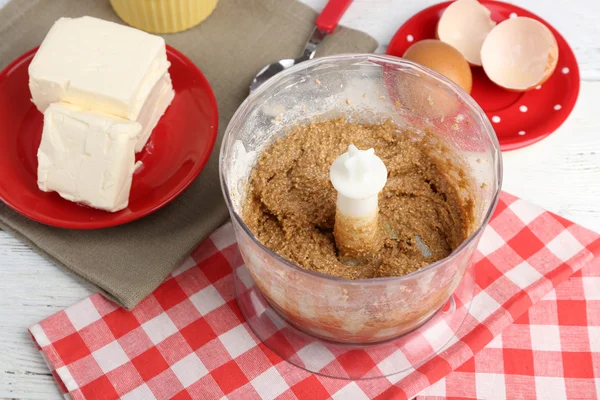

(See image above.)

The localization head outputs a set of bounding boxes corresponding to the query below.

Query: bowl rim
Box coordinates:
[219,53,503,285]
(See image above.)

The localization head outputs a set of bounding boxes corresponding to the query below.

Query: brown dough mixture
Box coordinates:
[243,119,473,279]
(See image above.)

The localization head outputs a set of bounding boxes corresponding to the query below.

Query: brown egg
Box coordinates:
[403,39,473,93]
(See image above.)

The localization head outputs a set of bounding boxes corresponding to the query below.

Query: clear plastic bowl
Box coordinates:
[220,54,502,344]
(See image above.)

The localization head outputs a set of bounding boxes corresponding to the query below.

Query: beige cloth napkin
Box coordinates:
[0,0,377,309]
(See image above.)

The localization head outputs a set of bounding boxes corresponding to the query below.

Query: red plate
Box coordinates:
[0,45,218,229]
[387,1,580,151]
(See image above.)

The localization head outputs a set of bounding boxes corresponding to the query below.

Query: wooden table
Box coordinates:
[1,0,598,398]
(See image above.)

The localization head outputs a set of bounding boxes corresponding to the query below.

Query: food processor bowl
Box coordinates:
[220,54,502,345]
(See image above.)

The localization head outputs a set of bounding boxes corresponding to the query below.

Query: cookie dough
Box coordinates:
[243,119,473,279]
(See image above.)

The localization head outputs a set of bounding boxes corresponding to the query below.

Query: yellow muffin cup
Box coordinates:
[110,0,218,34]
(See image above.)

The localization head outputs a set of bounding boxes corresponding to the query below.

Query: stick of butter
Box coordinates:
[37,103,142,212]
[29,16,174,152]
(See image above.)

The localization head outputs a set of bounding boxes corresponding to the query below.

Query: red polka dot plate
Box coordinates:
[387,0,580,151]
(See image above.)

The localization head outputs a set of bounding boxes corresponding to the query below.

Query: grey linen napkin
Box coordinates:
[0,0,377,309]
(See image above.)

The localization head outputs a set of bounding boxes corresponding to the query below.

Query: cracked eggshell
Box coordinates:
[437,0,496,66]
[481,16,559,91]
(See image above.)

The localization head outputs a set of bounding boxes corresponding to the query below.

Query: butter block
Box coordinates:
[38,103,141,212]
[135,72,175,152]
[29,16,170,121]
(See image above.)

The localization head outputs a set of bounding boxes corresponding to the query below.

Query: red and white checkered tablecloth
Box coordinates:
[29,192,600,400]
[418,262,600,399]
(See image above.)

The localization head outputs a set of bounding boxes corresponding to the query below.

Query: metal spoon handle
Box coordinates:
[301,0,353,60]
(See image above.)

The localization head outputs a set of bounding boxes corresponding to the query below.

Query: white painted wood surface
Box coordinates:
[0,0,599,398]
